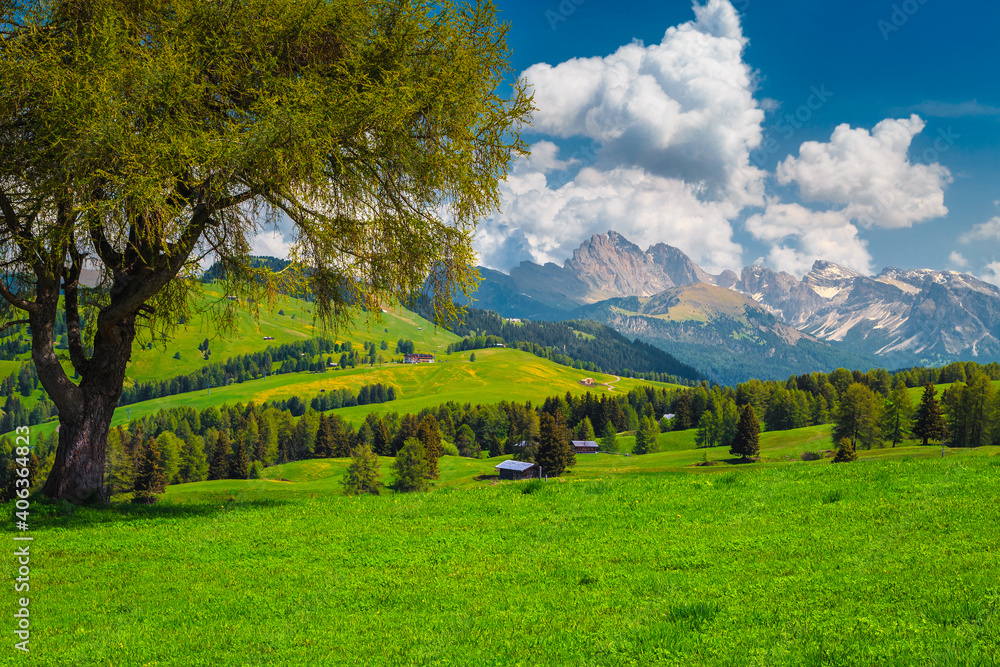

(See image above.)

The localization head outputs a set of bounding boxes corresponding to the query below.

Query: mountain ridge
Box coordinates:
[470,231,1000,374]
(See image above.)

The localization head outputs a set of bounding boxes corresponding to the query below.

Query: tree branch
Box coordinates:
[63,244,91,376]
[0,319,28,333]
[98,205,213,331]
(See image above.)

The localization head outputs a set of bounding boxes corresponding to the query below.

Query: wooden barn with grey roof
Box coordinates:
[494,460,539,481]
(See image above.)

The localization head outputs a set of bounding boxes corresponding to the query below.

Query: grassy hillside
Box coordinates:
[19,444,1000,666]
[123,288,459,385]
[105,346,679,430]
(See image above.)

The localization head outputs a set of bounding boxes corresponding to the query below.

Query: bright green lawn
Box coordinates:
[13,448,1000,666]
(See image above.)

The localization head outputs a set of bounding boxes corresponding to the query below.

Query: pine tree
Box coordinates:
[730,404,760,462]
[455,423,479,458]
[882,380,914,448]
[536,412,572,476]
[695,404,721,449]
[913,382,947,446]
[599,421,618,452]
[105,430,134,496]
[393,438,431,492]
[314,413,333,458]
[673,393,693,430]
[208,430,231,480]
[832,437,858,463]
[331,416,352,458]
[342,443,382,495]
[833,383,883,450]
[133,438,167,503]
[577,416,596,442]
[372,418,392,456]
[417,415,443,478]
[230,434,250,480]
[391,413,421,455]
[633,415,660,455]
[178,436,208,483]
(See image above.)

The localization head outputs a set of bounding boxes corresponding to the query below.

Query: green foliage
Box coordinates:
[730,404,760,461]
[942,374,995,448]
[104,429,134,497]
[132,438,167,503]
[230,434,250,481]
[633,415,661,455]
[393,438,431,493]
[673,393,693,431]
[469,353,476,362]
[417,415,444,478]
[832,438,859,463]
[833,383,882,450]
[881,380,914,448]
[208,431,231,481]
[536,412,573,476]
[695,404,721,449]
[454,423,479,459]
[342,443,381,496]
[913,383,948,446]
[314,414,333,458]
[0,0,531,501]
[599,421,618,452]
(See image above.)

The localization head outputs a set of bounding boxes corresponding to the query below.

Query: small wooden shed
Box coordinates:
[572,440,599,454]
[495,460,539,481]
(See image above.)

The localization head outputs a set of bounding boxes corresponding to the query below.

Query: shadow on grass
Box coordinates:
[2,495,290,532]
[719,457,760,465]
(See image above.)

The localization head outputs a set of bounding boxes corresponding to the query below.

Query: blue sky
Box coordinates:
[473,0,1000,281]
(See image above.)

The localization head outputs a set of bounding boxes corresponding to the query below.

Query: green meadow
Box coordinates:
[12,439,1000,666]
[105,346,676,430]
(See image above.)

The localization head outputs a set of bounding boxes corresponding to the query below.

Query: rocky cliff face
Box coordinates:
[472,231,1000,367]
[771,263,1000,363]
[502,231,713,308]
[572,283,873,384]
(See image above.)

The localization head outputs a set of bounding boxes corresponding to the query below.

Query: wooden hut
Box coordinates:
[495,460,539,481]
[572,440,599,454]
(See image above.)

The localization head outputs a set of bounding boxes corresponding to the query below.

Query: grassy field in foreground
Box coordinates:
[13,450,1000,666]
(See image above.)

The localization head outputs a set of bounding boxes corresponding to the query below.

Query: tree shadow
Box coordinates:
[719,457,759,465]
[4,496,290,533]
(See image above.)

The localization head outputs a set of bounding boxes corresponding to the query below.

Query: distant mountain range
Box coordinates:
[466,231,1000,383]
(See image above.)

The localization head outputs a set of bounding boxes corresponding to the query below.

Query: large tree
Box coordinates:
[912,382,947,447]
[536,411,573,477]
[832,383,882,450]
[881,380,914,448]
[729,404,760,462]
[0,0,530,501]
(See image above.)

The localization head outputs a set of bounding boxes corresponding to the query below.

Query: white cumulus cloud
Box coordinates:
[252,230,292,259]
[776,115,951,229]
[980,262,1000,287]
[948,251,970,269]
[745,202,872,277]
[959,217,1000,243]
[478,0,763,273]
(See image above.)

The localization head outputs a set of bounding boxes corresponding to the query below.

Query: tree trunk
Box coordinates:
[41,316,136,503]
[40,392,119,502]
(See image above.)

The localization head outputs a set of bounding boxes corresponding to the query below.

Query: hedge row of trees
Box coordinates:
[116,338,341,406]
[3,344,998,498]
